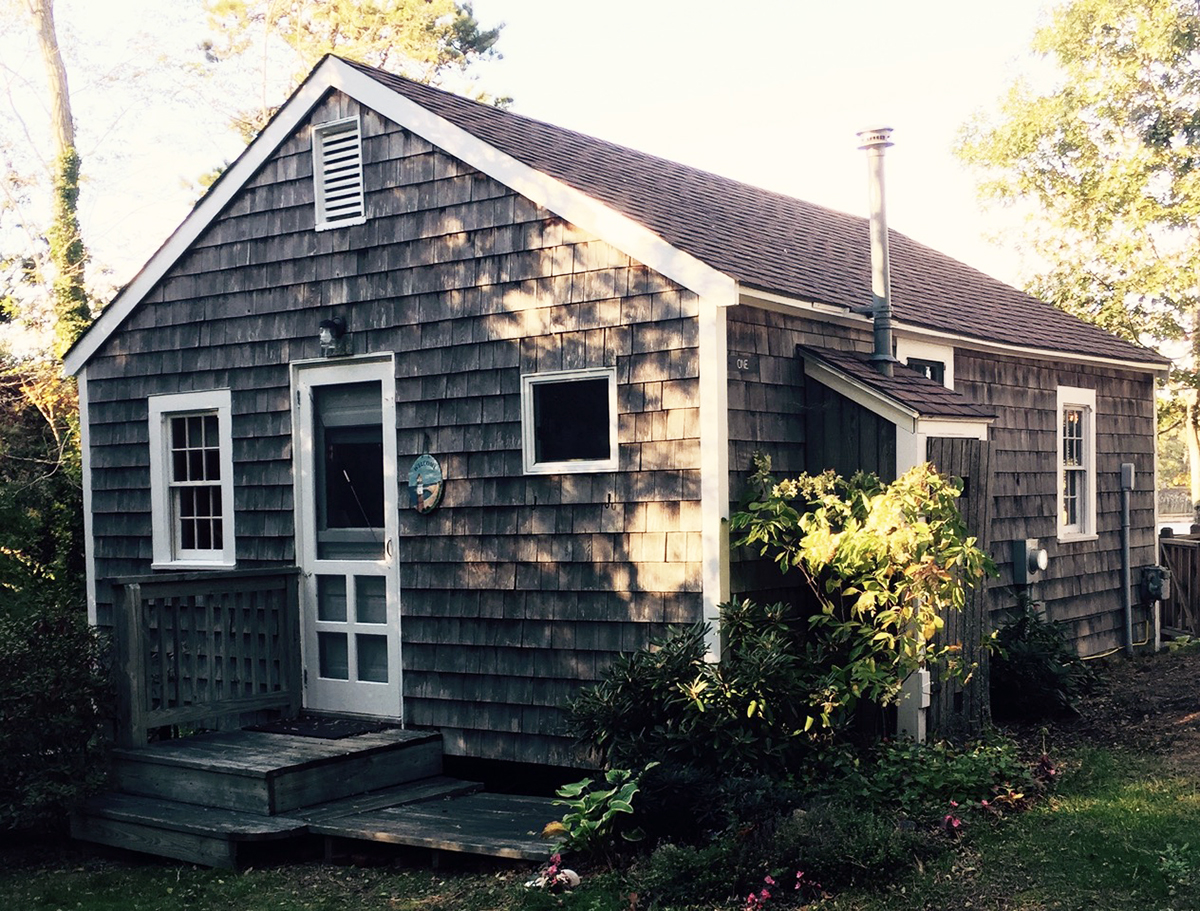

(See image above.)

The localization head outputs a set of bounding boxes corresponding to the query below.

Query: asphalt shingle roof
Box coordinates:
[798,346,997,420]
[347,59,1167,367]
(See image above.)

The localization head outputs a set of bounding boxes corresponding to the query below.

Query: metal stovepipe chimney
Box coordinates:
[857,126,899,376]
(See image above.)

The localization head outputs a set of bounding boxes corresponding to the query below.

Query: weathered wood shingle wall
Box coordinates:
[955,352,1157,654]
[724,306,878,602]
[84,91,703,765]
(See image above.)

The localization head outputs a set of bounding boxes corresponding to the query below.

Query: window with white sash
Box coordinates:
[149,390,236,567]
[1056,386,1097,540]
[521,368,618,474]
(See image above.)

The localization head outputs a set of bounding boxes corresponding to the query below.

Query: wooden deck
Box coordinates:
[72,729,557,868]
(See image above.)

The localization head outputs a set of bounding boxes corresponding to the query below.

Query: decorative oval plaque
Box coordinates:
[408,453,445,514]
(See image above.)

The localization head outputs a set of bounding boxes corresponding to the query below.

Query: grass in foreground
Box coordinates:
[2,745,1198,911]
[818,746,1200,911]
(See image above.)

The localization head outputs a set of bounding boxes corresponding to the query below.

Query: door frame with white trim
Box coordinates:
[292,356,402,719]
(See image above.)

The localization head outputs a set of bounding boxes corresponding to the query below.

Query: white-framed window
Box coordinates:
[1056,385,1097,540]
[312,116,366,230]
[521,367,618,474]
[149,390,236,568]
[895,336,954,388]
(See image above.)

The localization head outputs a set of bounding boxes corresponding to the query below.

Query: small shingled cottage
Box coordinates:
[66,55,1168,768]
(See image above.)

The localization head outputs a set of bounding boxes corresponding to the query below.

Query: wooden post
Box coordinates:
[283,572,303,720]
[113,582,148,748]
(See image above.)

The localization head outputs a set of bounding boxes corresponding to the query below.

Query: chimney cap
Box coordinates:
[856,126,894,150]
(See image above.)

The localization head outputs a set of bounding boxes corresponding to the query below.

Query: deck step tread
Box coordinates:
[74,793,307,840]
[312,792,558,862]
[299,776,483,823]
[112,729,437,776]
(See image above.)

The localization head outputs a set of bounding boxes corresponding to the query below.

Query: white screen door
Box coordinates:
[293,358,401,718]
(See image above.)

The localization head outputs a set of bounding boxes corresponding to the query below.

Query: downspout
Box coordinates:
[1121,462,1135,657]
[857,127,899,377]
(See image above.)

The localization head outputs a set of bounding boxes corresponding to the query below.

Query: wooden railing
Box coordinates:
[112,568,302,748]
[1159,536,1199,634]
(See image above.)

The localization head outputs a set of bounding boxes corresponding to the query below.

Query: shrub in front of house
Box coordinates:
[0,603,111,831]
[569,463,994,778]
[566,598,823,777]
[561,463,1012,901]
[990,598,1097,719]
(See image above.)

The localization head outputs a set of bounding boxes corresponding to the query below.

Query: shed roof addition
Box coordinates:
[798,346,997,422]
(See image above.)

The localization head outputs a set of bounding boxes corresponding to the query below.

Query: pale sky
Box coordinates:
[5,0,1056,295]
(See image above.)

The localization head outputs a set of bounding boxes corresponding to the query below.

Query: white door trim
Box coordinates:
[291,355,402,719]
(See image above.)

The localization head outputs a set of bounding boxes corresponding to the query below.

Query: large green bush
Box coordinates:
[567,600,822,775]
[0,604,111,831]
[990,598,1096,719]
[731,461,994,725]
[569,463,993,773]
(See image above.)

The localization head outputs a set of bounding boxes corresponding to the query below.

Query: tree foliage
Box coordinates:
[731,460,994,717]
[957,0,1200,501]
[203,0,504,138]
[0,363,83,618]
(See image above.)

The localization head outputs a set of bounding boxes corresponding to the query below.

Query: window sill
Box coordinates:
[152,559,238,571]
[1056,533,1098,544]
[524,461,619,476]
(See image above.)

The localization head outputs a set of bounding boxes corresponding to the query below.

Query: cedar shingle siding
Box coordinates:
[85,93,703,765]
[956,352,1158,653]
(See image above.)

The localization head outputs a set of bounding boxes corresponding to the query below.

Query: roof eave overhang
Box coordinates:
[802,355,921,434]
[739,287,1171,376]
[65,56,737,376]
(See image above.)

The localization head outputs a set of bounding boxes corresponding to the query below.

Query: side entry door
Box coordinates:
[293,358,401,718]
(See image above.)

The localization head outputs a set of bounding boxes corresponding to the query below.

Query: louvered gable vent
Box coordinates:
[312,116,366,229]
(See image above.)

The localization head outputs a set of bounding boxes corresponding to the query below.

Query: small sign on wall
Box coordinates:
[728,352,760,380]
[408,454,445,514]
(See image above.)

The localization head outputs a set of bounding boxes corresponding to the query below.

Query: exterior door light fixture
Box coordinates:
[318,317,349,356]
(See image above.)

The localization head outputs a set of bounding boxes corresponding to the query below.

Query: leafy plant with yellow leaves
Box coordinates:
[730,457,994,727]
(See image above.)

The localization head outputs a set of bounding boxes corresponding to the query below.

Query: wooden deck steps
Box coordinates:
[109,728,442,814]
[70,792,310,869]
[313,792,557,861]
[72,729,558,868]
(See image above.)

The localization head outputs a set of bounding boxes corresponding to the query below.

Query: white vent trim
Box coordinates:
[313,116,366,230]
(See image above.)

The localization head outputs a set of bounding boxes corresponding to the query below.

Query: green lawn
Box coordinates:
[3,745,1199,911]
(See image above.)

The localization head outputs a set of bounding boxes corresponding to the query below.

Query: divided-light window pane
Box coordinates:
[1062,407,1085,529]
[168,412,224,555]
[150,390,235,567]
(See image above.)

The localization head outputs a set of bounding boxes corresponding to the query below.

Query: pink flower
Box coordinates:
[764,875,775,886]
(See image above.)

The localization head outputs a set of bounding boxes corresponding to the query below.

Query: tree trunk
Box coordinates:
[27,0,74,152]
[25,0,90,357]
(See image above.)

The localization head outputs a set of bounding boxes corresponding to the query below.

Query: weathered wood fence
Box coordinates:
[1159,535,1199,634]
[926,436,993,738]
[112,568,302,747]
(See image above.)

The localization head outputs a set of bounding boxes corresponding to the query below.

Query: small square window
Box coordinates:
[521,368,618,474]
[906,358,945,385]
